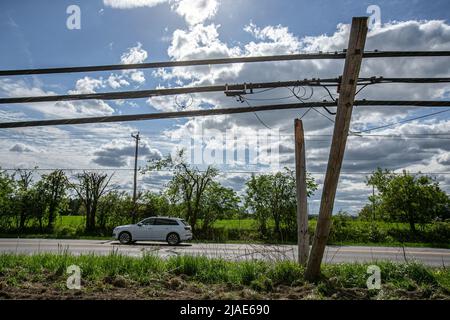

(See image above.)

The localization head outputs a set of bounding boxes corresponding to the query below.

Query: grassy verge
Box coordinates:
[0,253,448,300]
[328,241,450,249]
[0,233,111,240]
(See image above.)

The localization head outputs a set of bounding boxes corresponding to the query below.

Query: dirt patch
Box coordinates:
[0,276,448,300]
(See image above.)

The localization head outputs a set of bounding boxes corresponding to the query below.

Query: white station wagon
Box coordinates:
[113,217,193,245]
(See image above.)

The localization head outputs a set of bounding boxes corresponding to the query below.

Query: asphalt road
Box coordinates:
[0,238,449,266]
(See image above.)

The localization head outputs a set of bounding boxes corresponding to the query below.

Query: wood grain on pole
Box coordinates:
[295,119,309,265]
[305,17,368,281]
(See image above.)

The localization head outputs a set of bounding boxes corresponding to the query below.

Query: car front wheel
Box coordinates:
[167,233,180,246]
[118,231,132,244]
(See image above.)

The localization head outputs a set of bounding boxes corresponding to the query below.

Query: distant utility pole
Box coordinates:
[295,119,309,265]
[372,184,376,221]
[131,131,140,223]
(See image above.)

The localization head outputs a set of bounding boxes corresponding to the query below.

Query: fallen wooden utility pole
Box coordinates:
[305,17,368,281]
[295,119,309,265]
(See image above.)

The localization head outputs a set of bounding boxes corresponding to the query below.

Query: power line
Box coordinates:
[1,132,449,138]
[2,77,450,105]
[1,101,450,129]
[1,51,450,77]
[1,168,450,175]
[0,79,339,104]
[357,109,450,133]
[0,101,333,129]
[1,135,449,142]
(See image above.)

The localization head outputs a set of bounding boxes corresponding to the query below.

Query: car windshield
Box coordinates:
[180,219,188,226]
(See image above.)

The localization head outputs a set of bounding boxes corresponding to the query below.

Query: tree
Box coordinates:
[97,191,133,229]
[14,169,35,230]
[146,149,218,232]
[140,191,171,219]
[71,171,113,232]
[27,183,48,231]
[366,168,450,233]
[0,169,15,229]
[39,170,68,229]
[199,181,240,232]
[244,168,318,239]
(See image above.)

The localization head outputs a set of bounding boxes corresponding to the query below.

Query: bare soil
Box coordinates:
[0,275,448,300]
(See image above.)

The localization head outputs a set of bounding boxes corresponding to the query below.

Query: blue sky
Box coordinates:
[0,0,449,214]
[2,0,450,69]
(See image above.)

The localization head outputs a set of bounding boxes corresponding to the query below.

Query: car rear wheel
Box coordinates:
[167,232,180,246]
[119,231,132,244]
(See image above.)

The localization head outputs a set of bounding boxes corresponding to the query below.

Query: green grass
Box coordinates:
[2,216,448,249]
[55,216,258,230]
[330,241,450,249]
[55,215,85,228]
[211,219,255,230]
[0,253,448,299]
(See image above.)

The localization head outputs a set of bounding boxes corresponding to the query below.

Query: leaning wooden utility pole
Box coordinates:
[305,17,368,281]
[295,119,309,265]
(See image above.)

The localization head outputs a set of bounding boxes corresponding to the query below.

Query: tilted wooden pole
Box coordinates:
[305,17,368,281]
[295,119,309,265]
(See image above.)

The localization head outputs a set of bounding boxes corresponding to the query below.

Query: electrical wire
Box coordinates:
[321,85,337,102]
[357,108,450,133]
[238,95,273,130]
[1,51,450,77]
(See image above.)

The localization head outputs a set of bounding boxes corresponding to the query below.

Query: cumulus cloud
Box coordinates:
[92,140,162,167]
[103,0,219,26]
[171,0,219,26]
[0,78,114,117]
[70,76,105,94]
[103,0,167,9]
[437,153,450,166]
[107,74,130,89]
[244,23,301,55]
[9,143,36,153]
[120,42,148,85]
[120,42,148,64]
[3,15,450,213]
[149,19,450,213]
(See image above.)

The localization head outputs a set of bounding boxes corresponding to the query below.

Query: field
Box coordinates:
[0,252,449,300]
[54,216,257,230]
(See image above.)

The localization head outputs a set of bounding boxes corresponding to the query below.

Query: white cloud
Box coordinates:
[3,17,450,212]
[148,19,450,213]
[120,42,148,64]
[120,42,148,85]
[103,0,220,26]
[171,0,219,26]
[0,78,114,117]
[244,23,301,55]
[92,139,162,167]
[69,76,105,94]
[107,74,130,89]
[129,70,146,84]
[9,143,37,153]
[103,0,167,9]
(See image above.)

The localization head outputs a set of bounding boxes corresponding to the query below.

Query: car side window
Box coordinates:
[154,218,178,225]
[141,218,155,225]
